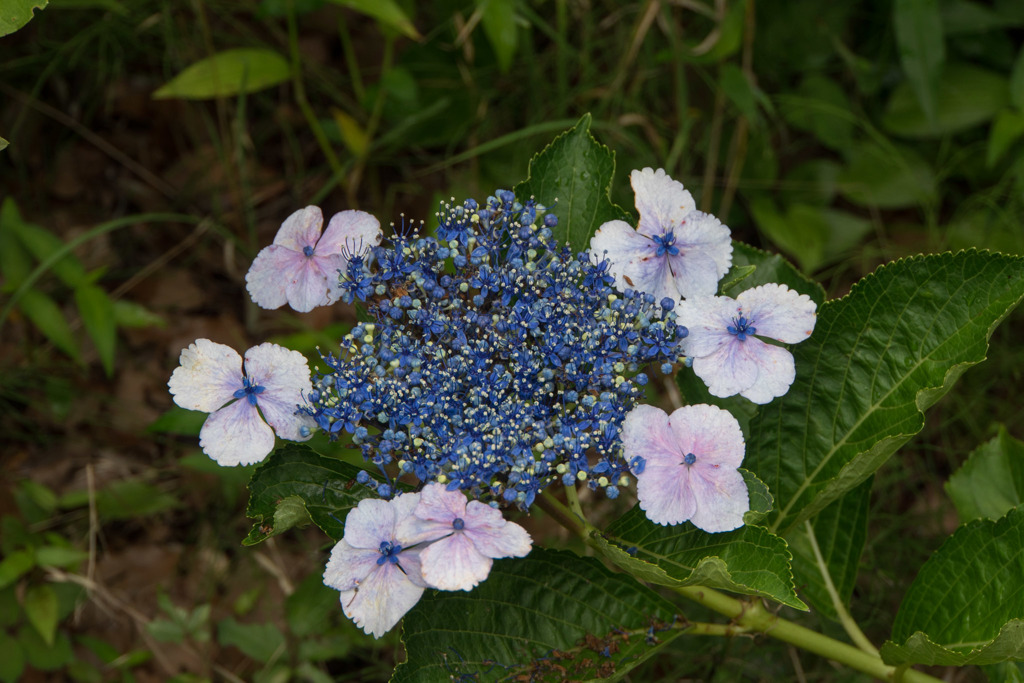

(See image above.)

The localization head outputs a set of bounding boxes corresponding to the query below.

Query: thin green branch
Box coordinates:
[804,520,879,656]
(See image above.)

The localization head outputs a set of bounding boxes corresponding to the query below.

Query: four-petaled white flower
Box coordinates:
[677,283,817,404]
[323,494,429,638]
[168,339,315,466]
[245,206,383,313]
[623,403,748,532]
[589,168,732,305]
[401,483,532,591]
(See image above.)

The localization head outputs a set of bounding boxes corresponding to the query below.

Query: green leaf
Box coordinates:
[393,548,681,682]
[983,661,1024,683]
[741,469,774,525]
[479,0,517,73]
[0,199,33,287]
[35,545,88,569]
[894,0,945,122]
[74,284,116,377]
[987,109,1024,168]
[720,63,759,121]
[787,477,872,620]
[723,241,826,306]
[1011,47,1024,110]
[747,251,1024,535]
[147,406,206,435]
[217,618,285,664]
[0,549,35,589]
[748,197,827,273]
[244,443,398,544]
[153,48,290,100]
[597,506,806,610]
[6,206,87,287]
[23,584,58,646]
[327,0,419,40]
[18,289,81,362]
[881,506,1024,666]
[0,0,48,37]
[0,631,25,683]
[96,480,178,520]
[112,299,165,329]
[838,142,937,208]
[946,427,1024,523]
[16,624,72,671]
[779,76,856,152]
[883,62,1008,138]
[514,114,632,256]
[0,136,7,152]
[286,574,339,639]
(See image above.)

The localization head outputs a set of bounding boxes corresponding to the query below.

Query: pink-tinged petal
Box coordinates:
[419,532,493,591]
[168,339,243,412]
[739,342,796,405]
[667,404,746,470]
[630,168,696,238]
[318,210,383,255]
[676,296,737,358]
[691,338,760,399]
[737,283,817,343]
[272,206,324,251]
[323,539,381,592]
[621,404,685,469]
[314,253,348,304]
[343,498,398,550]
[675,211,733,279]
[395,545,428,588]
[622,251,684,305]
[243,343,315,441]
[663,248,721,300]
[415,483,467,524]
[245,245,302,310]
[463,515,531,560]
[589,220,657,291]
[686,467,749,533]
[199,399,274,466]
[283,258,335,313]
[340,562,424,639]
[636,462,698,526]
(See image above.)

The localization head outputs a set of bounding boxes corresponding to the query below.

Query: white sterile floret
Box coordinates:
[245,206,382,312]
[677,283,817,404]
[589,168,732,305]
[168,339,315,466]
[623,403,748,532]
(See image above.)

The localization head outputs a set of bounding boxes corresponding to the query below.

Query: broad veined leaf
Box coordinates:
[881,506,1024,666]
[327,0,420,40]
[514,114,632,256]
[893,0,945,123]
[74,284,116,377]
[747,250,1024,535]
[153,48,290,100]
[0,0,48,37]
[787,477,871,620]
[393,548,681,683]
[946,426,1024,523]
[244,443,406,545]
[595,504,805,610]
[883,62,1008,138]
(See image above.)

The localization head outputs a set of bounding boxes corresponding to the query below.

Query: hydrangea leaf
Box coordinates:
[0,0,48,37]
[393,548,682,683]
[724,241,826,306]
[742,468,774,525]
[787,477,872,621]
[880,506,1024,666]
[946,426,1024,523]
[244,443,405,545]
[597,505,805,610]
[153,48,290,100]
[747,250,1024,536]
[514,113,631,255]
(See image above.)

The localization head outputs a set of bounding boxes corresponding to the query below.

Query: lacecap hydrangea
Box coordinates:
[306,190,688,508]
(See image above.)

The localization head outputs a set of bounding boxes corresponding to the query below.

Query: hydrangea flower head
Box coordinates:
[323,494,428,638]
[678,283,817,404]
[246,206,383,312]
[623,403,748,532]
[401,483,532,591]
[590,168,732,304]
[168,339,315,465]
[306,190,688,508]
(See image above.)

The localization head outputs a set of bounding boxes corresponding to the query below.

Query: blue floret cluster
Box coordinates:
[307,190,687,508]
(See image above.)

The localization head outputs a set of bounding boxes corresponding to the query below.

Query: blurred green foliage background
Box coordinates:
[1,0,1023,680]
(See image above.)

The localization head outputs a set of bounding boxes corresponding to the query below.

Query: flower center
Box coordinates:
[682,452,696,466]
[377,540,402,565]
[727,316,756,341]
[452,517,465,531]
[233,376,266,406]
[303,245,315,258]
[652,231,680,257]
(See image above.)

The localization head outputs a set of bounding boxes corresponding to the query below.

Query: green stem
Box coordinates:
[536,490,584,538]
